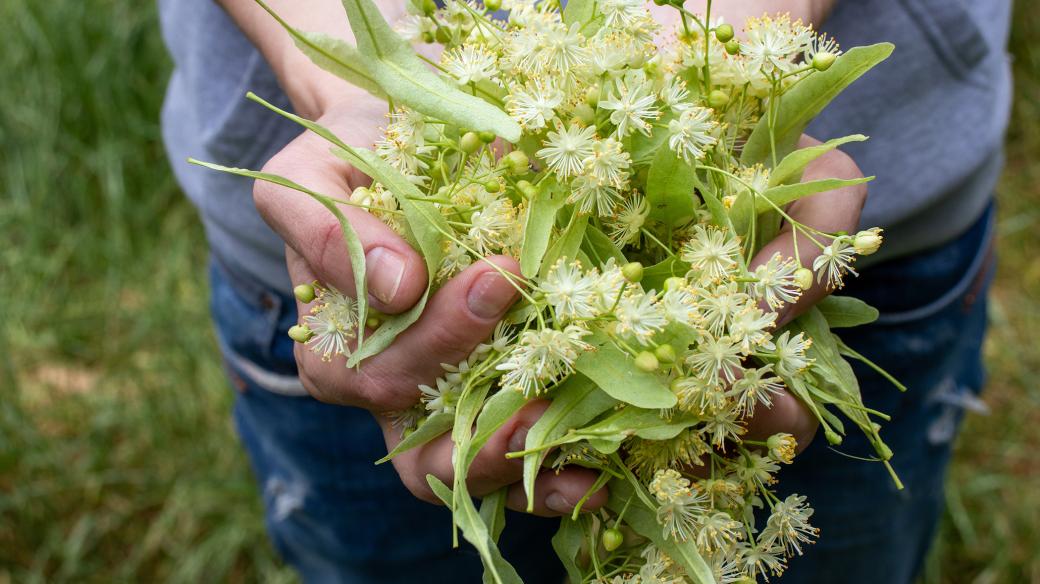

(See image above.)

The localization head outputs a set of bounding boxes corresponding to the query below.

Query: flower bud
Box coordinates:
[421,30,435,43]
[602,527,624,551]
[434,26,451,44]
[350,186,373,206]
[707,90,730,109]
[622,261,644,283]
[715,23,735,43]
[724,40,740,55]
[516,180,538,199]
[652,0,668,6]
[654,343,676,364]
[634,351,659,372]
[421,0,437,15]
[824,429,843,446]
[484,179,502,193]
[366,316,382,329]
[288,324,314,343]
[876,442,893,461]
[767,433,797,464]
[460,131,482,154]
[584,86,600,108]
[573,103,596,125]
[293,283,316,304]
[484,0,502,11]
[502,150,530,175]
[794,267,813,291]
[664,276,686,292]
[853,228,883,255]
[478,130,497,143]
[812,51,837,71]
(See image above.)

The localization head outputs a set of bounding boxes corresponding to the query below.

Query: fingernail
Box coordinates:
[467,271,518,320]
[546,492,571,514]
[508,425,529,453]
[366,247,406,305]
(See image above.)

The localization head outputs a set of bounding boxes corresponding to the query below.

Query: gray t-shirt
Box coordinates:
[160,0,1012,294]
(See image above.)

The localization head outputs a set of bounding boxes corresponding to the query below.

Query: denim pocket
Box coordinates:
[209,258,284,369]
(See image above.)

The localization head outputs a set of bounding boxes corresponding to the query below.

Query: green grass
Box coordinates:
[0,0,1036,582]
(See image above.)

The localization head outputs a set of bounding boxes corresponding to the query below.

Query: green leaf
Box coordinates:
[522,375,617,510]
[574,329,678,409]
[254,0,384,97]
[769,135,868,187]
[816,295,880,328]
[641,257,688,292]
[631,113,674,163]
[520,180,566,277]
[581,224,626,267]
[607,479,717,584]
[568,407,703,454]
[646,146,697,225]
[339,0,521,142]
[187,160,369,351]
[540,213,589,279]
[426,475,524,584]
[741,43,894,166]
[551,518,586,584]
[755,176,873,214]
[563,0,603,30]
[479,488,508,544]
[465,389,528,469]
[375,411,453,464]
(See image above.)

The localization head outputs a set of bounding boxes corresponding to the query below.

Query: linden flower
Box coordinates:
[600,71,660,138]
[302,288,358,361]
[534,22,591,73]
[742,14,814,75]
[607,195,649,246]
[507,80,564,130]
[753,252,802,308]
[737,541,787,580]
[584,136,632,188]
[728,365,785,416]
[615,291,668,341]
[569,174,623,216]
[537,122,597,178]
[760,494,819,556]
[682,225,742,283]
[650,469,709,542]
[698,282,751,335]
[443,45,500,85]
[668,106,719,163]
[768,432,798,464]
[687,333,744,386]
[466,198,516,255]
[728,307,777,354]
[773,331,813,377]
[812,236,858,288]
[696,511,744,553]
[599,0,645,29]
[496,325,593,396]
[540,260,600,321]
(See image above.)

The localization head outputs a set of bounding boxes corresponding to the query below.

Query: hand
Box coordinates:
[254,98,608,515]
[741,135,868,452]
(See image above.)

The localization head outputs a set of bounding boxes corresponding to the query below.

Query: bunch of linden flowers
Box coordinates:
[195,0,902,582]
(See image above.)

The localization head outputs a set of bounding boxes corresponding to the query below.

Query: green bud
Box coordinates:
[366,316,382,329]
[812,51,837,71]
[601,527,624,552]
[573,103,596,125]
[584,86,600,108]
[622,261,644,283]
[715,23,735,43]
[664,276,686,292]
[421,0,437,15]
[652,0,668,5]
[654,343,676,364]
[484,0,502,11]
[707,89,730,109]
[634,351,659,372]
[478,130,497,143]
[876,442,893,461]
[824,429,843,446]
[288,324,314,343]
[502,150,530,175]
[460,131,482,154]
[724,39,740,55]
[421,30,435,43]
[484,180,502,193]
[853,228,883,255]
[794,267,814,291]
[293,283,316,304]
[516,179,538,199]
[434,26,451,44]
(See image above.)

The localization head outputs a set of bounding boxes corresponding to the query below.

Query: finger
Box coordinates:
[743,390,819,454]
[255,127,427,314]
[750,135,867,327]
[382,400,551,499]
[357,255,524,410]
[506,468,609,517]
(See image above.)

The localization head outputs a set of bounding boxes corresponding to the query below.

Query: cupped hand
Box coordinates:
[253,96,607,516]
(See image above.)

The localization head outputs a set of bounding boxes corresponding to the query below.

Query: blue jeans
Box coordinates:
[209,204,994,584]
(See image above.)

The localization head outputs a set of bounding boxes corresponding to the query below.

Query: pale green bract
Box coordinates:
[193,2,901,582]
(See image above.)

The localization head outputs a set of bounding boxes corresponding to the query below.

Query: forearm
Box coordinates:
[215,0,406,118]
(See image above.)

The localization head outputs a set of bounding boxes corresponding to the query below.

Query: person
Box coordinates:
[158,0,1011,582]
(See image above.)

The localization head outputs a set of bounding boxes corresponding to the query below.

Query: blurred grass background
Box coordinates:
[0,0,1036,582]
